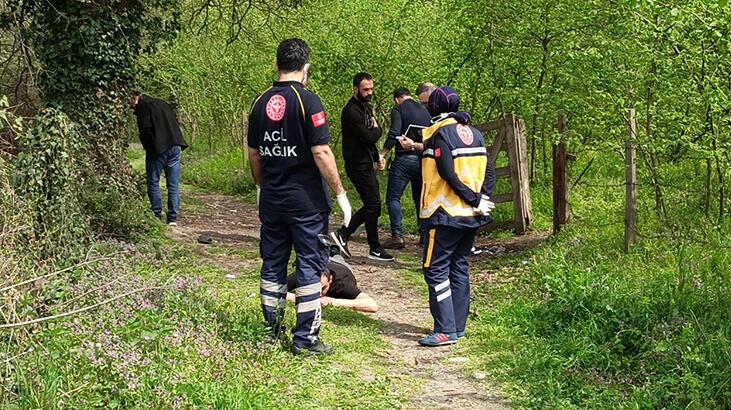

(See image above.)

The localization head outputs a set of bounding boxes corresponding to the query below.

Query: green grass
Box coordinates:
[127,146,146,174]
[121,140,731,409]
[456,154,731,409]
[6,241,409,409]
[183,146,254,196]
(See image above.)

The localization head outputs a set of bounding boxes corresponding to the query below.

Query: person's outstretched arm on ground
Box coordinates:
[286,292,379,313]
[321,293,379,313]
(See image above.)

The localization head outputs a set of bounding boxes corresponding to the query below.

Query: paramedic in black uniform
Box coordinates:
[247,38,352,356]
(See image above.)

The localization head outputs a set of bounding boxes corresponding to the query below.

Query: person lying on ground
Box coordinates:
[286,252,379,313]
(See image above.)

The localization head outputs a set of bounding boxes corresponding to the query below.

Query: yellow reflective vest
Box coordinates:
[420,118,488,225]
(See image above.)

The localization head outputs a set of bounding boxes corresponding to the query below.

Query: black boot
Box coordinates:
[291,339,334,356]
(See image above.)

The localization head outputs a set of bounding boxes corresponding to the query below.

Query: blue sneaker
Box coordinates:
[457,331,466,339]
[418,332,458,347]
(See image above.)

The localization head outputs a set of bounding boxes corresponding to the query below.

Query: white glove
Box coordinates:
[336,192,352,227]
[256,185,261,207]
[475,195,495,216]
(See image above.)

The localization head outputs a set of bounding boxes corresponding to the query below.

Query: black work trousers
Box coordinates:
[344,166,381,250]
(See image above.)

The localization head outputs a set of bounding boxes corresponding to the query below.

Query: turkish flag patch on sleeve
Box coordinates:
[311,111,326,127]
[434,148,441,158]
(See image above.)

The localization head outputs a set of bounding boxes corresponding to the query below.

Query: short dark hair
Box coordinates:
[353,72,373,87]
[393,87,410,99]
[130,90,142,97]
[276,38,310,73]
[415,82,436,96]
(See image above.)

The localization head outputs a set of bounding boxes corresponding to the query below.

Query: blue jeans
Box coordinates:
[386,154,422,237]
[145,145,182,222]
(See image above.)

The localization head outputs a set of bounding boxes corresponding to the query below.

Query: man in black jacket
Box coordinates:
[331,72,394,262]
[380,87,432,249]
[130,92,188,226]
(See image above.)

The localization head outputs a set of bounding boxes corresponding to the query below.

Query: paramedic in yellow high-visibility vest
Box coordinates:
[415,86,496,347]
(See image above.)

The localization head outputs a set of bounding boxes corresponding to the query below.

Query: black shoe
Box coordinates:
[382,235,405,250]
[470,246,483,256]
[197,234,213,244]
[368,247,394,262]
[330,227,351,259]
[291,339,334,356]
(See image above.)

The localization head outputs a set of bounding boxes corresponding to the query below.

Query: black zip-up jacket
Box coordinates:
[384,98,432,156]
[134,95,188,155]
[341,97,382,170]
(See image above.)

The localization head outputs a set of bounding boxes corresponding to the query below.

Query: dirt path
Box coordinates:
[169,193,530,409]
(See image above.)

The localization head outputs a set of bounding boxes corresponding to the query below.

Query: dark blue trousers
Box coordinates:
[259,211,329,348]
[422,225,477,334]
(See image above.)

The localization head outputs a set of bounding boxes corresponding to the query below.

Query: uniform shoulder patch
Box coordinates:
[265,94,286,122]
[456,124,474,145]
[311,111,326,127]
[434,148,441,158]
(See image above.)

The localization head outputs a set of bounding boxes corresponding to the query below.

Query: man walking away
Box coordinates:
[130,92,188,226]
[247,38,352,356]
[380,87,432,249]
[332,72,394,262]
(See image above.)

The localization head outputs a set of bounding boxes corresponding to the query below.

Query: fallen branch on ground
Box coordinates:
[57,269,161,308]
[0,286,169,330]
[0,254,120,294]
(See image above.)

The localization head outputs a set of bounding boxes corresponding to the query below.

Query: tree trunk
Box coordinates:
[529,33,550,183]
[711,113,724,224]
[625,109,638,253]
[644,60,667,220]
[705,158,712,217]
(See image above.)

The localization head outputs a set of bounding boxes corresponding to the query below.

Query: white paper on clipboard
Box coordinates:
[398,124,428,139]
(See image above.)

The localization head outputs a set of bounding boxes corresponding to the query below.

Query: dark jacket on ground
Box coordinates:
[341,97,382,170]
[383,98,432,156]
[134,95,188,155]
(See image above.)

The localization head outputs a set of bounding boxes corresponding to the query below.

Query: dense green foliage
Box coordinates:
[2,0,182,242]
[2,0,731,407]
[466,166,731,408]
[12,109,89,259]
[143,0,731,407]
[150,0,731,225]
[3,242,406,408]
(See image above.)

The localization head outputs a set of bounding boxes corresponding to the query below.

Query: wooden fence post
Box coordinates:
[624,109,638,252]
[504,114,532,234]
[553,113,569,234]
[477,115,532,235]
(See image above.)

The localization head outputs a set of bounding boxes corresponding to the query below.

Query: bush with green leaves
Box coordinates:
[2,0,182,239]
[12,108,89,260]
